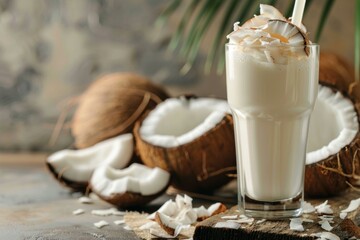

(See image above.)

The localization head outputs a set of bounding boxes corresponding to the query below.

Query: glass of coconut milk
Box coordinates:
[226,44,319,219]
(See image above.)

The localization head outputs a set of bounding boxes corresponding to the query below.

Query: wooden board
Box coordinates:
[194,191,360,240]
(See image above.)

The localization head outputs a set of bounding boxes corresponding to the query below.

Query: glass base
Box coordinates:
[240,194,303,219]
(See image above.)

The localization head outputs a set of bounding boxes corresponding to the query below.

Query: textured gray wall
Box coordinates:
[0,0,355,151]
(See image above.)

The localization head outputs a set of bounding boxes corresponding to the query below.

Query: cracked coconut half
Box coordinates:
[134,97,236,193]
[90,163,170,208]
[46,133,134,191]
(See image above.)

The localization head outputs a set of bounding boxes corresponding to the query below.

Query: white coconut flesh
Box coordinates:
[90,163,170,197]
[139,97,230,148]
[306,85,359,165]
[47,133,133,182]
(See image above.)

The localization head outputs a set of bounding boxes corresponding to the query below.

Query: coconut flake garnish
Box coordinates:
[214,221,240,229]
[315,200,334,215]
[94,220,109,229]
[78,196,93,204]
[72,209,85,215]
[91,208,125,216]
[114,220,125,225]
[290,218,304,232]
[303,201,316,213]
[311,232,340,240]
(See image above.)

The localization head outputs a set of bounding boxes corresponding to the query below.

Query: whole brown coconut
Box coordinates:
[305,52,360,197]
[72,73,169,149]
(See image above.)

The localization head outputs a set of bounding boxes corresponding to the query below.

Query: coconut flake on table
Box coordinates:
[94,220,109,229]
[139,221,159,230]
[78,196,93,204]
[123,225,132,231]
[311,232,340,240]
[139,97,230,148]
[341,198,360,213]
[339,212,347,219]
[256,219,266,224]
[194,202,227,220]
[47,133,134,183]
[155,212,191,236]
[214,221,240,229]
[72,209,85,215]
[302,201,316,213]
[150,224,190,239]
[227,218,254,225]
[315,200,334,215]
[91,208,125,216]
[221,215,238,220]
[289,218,305,232]
[320,220,333,231]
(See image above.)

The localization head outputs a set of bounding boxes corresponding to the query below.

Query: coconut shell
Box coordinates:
[91,186,168,209]
[46,161,88,192]
[134,114,236,193]
[319,52,354,94]
[72,73,169,149]
[304,53,360,197]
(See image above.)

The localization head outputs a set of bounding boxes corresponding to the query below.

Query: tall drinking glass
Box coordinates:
[226,44,319,219]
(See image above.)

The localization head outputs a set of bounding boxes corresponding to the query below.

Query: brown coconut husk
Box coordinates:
[134,114,236,193]
[318,52,354,94]
[72,73,169,149]
[304,53,360,197]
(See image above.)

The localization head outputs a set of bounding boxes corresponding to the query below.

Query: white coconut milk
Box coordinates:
[226,46,318,201]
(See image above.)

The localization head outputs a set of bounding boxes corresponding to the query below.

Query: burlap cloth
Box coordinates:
[124,212,195,239]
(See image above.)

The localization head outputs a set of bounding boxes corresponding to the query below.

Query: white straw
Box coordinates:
[291,0,306,28]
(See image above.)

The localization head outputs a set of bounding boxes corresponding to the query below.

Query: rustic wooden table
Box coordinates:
[0,153,146,240]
